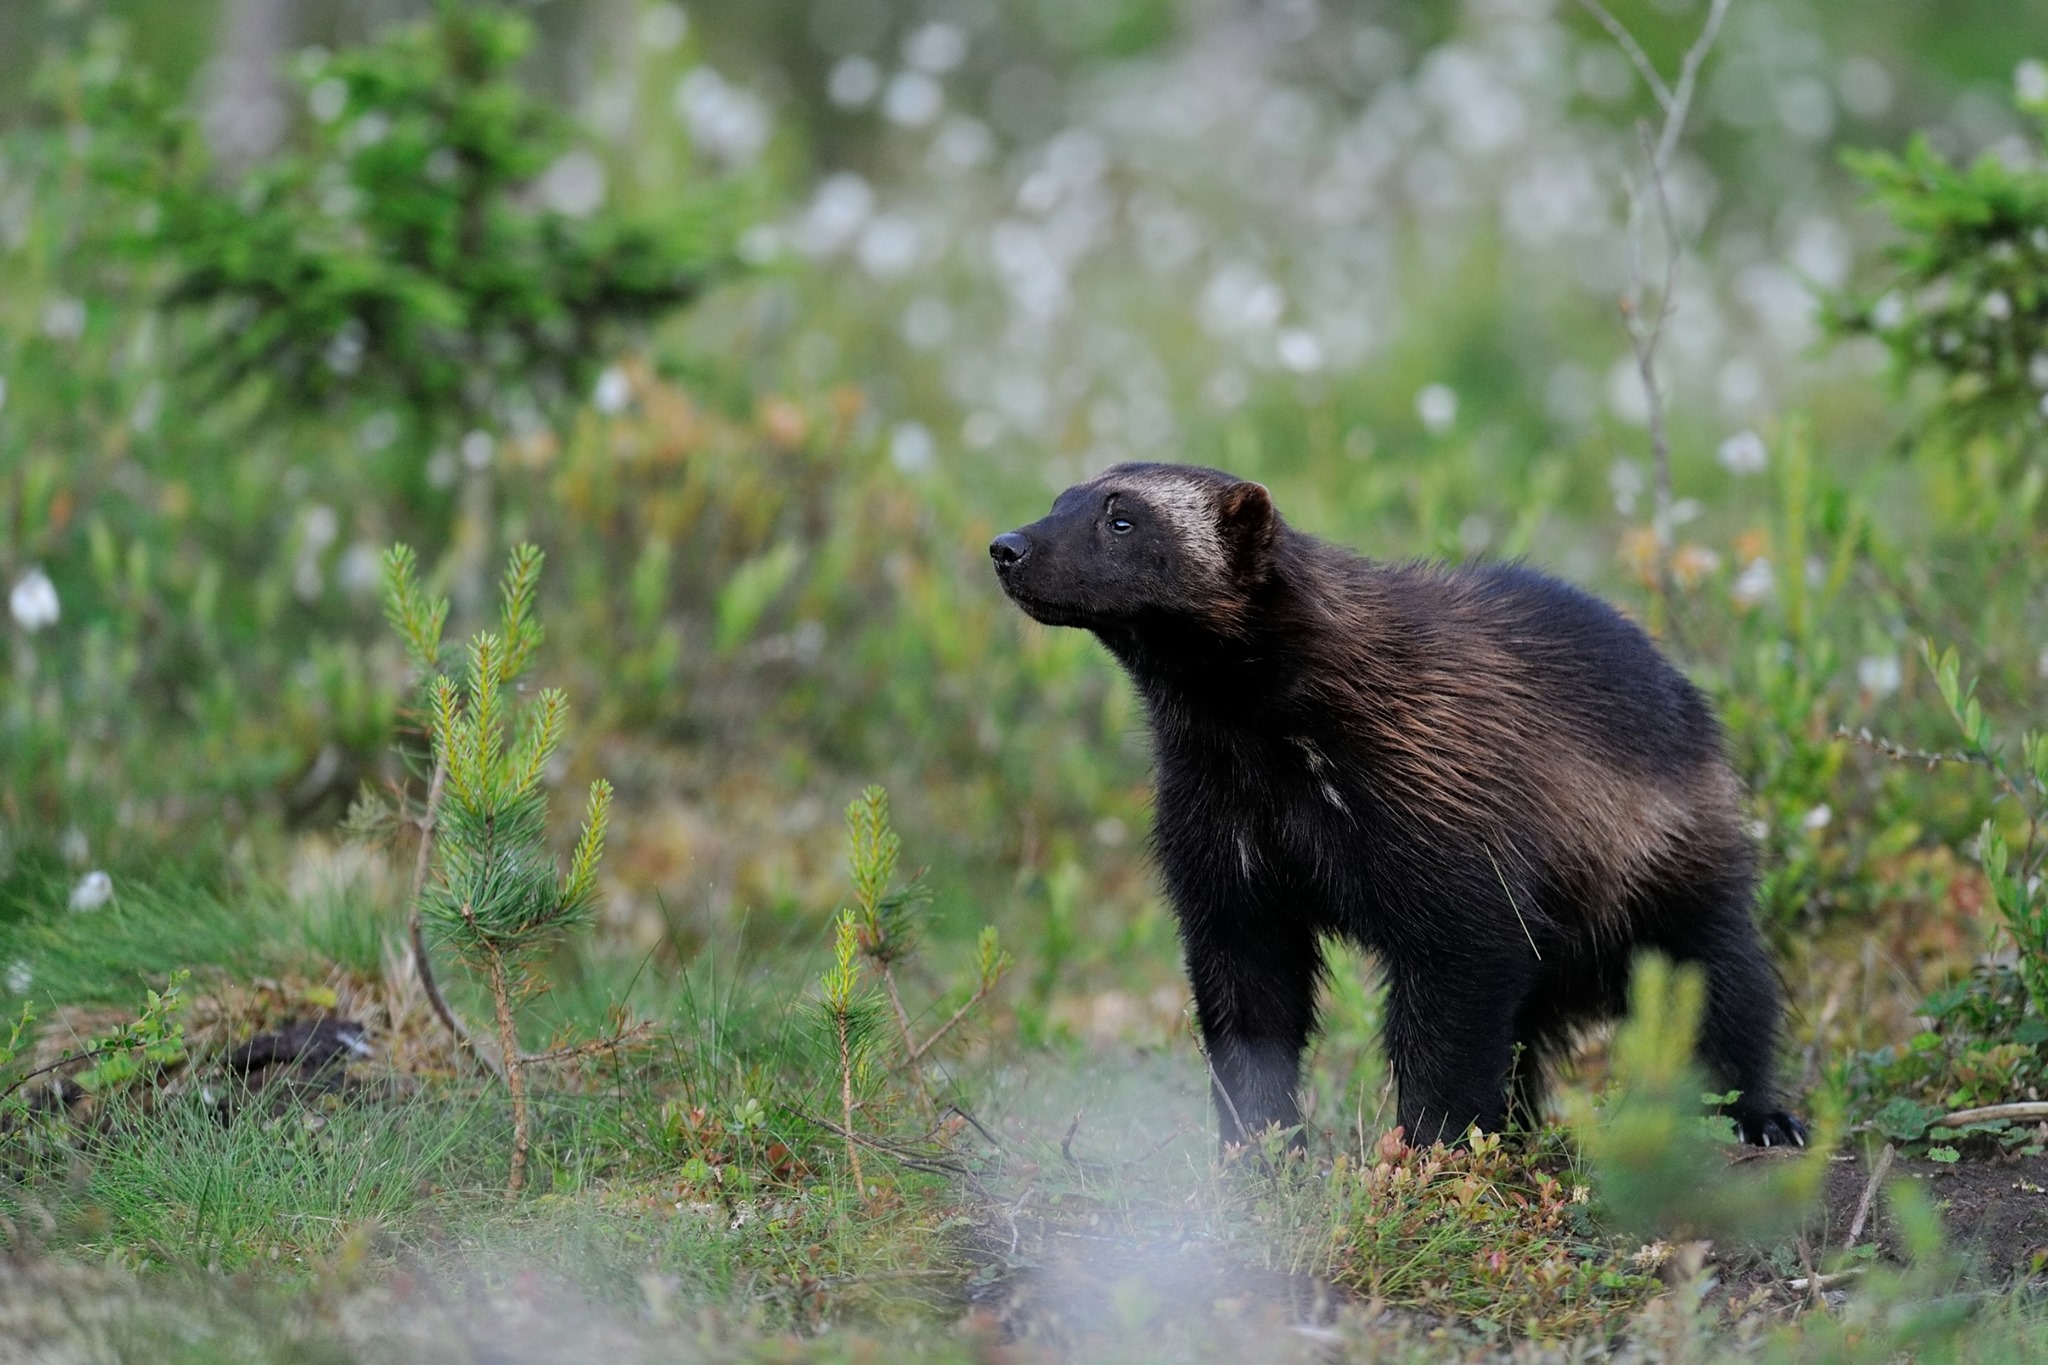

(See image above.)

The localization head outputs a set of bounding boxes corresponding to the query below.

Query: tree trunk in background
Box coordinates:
[204,0,297,169]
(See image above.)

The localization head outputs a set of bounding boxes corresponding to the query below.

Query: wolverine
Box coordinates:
[990,462,1803,1149]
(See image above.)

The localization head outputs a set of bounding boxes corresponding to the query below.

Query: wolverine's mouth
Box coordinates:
[993,573,1089,628]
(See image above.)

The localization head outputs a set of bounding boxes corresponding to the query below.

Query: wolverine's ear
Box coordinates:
[1216,480,1277,570]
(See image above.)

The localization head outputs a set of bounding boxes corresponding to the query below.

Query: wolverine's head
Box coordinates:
[989,463,1278,632]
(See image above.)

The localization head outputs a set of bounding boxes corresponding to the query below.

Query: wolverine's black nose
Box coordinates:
[989,532,1031,567]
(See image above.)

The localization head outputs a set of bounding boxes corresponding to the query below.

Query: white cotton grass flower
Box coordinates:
[882,71,944,127]
[828,56,881,109]
[593,365,632,414]
[1731,558,1775,606]
[9,567,58,631]
[1415,383,1458,435]
[639,3,687,52]
[1858,653,1902,697]
[1717,430,1768,476]
[4,960,31,994]
[69,870,113,912]
[1802,804,1833,833]
[890,421,936,474]
[2019,58,2048,106]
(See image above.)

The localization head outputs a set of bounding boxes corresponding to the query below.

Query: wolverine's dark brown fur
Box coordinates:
[990,462,1803,1148]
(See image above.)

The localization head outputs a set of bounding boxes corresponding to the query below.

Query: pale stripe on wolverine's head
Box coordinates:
[1080,462,1275,580]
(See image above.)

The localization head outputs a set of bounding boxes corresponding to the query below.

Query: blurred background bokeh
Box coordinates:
[5,0,2048,1062]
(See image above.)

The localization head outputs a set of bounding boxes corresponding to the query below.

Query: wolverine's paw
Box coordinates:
[1732,1110,1807,1148]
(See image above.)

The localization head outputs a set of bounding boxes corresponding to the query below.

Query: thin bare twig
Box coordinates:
[878,965,930,1100]
[1844,1142,1894,1247]
[406,757,503,1082]
[1574,0,1672,111]
[905,976,1003,1064]
[1587,0,1734,598]
[520,1020,656,1067]
[1657,0,1734,171]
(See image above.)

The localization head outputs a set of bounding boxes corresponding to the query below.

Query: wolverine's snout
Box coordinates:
[988,531,1032,567]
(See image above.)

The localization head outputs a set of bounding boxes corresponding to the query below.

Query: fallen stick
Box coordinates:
[1845,1143,1894,1247]
[1787,1268,1862,1293]
[1933,1102,2048,1128]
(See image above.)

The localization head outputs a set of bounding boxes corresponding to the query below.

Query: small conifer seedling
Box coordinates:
[383,542,612,1194]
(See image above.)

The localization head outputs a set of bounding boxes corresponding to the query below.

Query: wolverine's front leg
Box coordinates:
[1175,902,1324,1149]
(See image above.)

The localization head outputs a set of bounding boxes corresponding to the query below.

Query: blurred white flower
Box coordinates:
[1717,430,1768,476]
[69,871,113,913]
[904,23,967,74]
[1200,264,1283,337]
[675,68,769,165]
[857,215,920,278]
[9,567,58,631]
[1276,328,1325,373]
[461,430,495,471]
[1458,514,1492,556]
[2019,58,2048,106]
[40,296,85,341]
[365,395,430,454]
[338,543,383,596]
[1788,216,1852,291]
[325,319,366,375]
[890,421,936,473]
[308,77,347,124]
[883,71,944,128]
[1605,357,1650,427]
[738,224,783,264]
[538,149,606,217]
[1837,56,1894,118]
[1984,290,2014,321]
[640,4,688,52]
[1871,292,1906,329]
[1609,459,1643,515]
[933,117,994,170]
[4,961,30,994]
[2029,353,2048,389]
[1416,383,1458,435]
[1732,558,1775,606]
[797,173,873,256]
[1717,358,1764,414]
[1858,653,1902,697]
[828,55,881,109]
[593,365,632,414]
[1802,803,1832,833]
[1775,77,1835,143]
[60,827,88,866]
[303,504,340,550]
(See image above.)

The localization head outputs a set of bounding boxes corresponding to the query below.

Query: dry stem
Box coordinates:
[484,945,530,1196]
[835,1007,865,1196]
[1578,0,1733,598]
[406,757,503,1081]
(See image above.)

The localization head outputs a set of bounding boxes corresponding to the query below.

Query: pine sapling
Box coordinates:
[393,542,614,1194]
[841,787,1012,1100]
[820,907,868,1195]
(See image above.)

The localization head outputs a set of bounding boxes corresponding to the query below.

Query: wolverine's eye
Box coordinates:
[1109,516,1134,534]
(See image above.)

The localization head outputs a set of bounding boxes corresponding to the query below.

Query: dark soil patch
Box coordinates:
[1713,1146,2048,1303]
